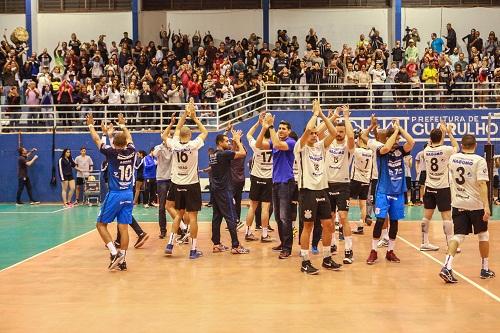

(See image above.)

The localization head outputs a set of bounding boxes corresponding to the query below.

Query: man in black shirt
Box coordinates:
[119,32,133,49]
[210,130,249,254]
[443,23,457,55]
[16,147,40,205]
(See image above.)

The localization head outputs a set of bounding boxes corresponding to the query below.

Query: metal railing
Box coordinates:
[1,82,499,133]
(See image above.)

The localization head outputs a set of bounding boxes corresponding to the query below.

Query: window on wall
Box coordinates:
[142,0,262,10]
[0,0,25,13]
[402,0,500,6]
[38,0,132,12]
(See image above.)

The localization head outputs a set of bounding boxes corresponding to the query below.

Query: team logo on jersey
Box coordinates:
[393,150,402,157]
[375,208,380,215]
[304,210,312,219]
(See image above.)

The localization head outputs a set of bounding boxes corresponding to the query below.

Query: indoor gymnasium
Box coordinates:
[0,1,499,332]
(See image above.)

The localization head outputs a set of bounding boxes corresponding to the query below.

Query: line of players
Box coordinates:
[86,98,494,282]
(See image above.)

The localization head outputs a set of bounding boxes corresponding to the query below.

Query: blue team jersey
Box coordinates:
[100,143,136,191]
[376,146,409,195]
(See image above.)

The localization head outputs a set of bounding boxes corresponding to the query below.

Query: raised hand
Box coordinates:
[117,113,126,126]
[341,105,350,119]
[169,113,176,126]
[258,112,266,124]
[232,129,243,142]
[263,113,274,128]
[100,120,106,133]
[370,113,377,127]
[86,113,94,126]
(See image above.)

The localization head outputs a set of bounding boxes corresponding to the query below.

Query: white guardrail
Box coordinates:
[1,82,499,133]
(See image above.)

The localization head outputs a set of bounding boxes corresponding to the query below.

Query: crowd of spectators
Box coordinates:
[1,23,499,129]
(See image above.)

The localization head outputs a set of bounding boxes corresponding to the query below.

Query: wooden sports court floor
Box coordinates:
[0,203,499,333]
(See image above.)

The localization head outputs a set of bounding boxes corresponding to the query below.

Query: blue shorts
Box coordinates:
[374,192,405,221]
[97,191,133,225]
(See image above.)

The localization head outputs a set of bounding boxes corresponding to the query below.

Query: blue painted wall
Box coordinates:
[1,109,498,202]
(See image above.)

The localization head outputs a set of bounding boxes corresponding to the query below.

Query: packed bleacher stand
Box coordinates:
[0,24,499,130]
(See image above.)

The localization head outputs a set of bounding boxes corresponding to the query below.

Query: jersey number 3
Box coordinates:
[455,166,466,185]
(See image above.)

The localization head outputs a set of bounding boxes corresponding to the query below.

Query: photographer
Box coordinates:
[403,27,421,48]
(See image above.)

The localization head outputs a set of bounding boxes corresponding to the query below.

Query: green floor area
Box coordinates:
[0,204,499,270]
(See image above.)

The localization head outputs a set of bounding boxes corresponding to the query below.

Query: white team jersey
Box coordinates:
[350,147,373,184]
[166,136,204,185]
[415,150,426,178]
[367,138,384,180]
[424,145,455,189]
[248,137,273,179]
[294,140,328,191]
[449,153,489,211]
[326,140,353,183]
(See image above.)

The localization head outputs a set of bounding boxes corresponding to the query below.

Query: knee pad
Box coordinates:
[373,218,385,238]
[451,234,465,244]
[389,219,399,239]
[421,218,430,233]
[442,220,453,236]
[478,231,489,242]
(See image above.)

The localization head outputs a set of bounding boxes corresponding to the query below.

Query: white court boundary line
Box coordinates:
[0,229,96,273]
[0,206,72,214]
[397,235,500,303]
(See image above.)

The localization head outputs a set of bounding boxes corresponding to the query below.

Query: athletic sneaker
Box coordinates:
[330,244,338,255]
[134,232,149,248]
[480,269,496,279]
[420,243,439,251]
[272,244,283,252]
[439,267,458,283]
[118,261,127,271]
[159,231,166,239]
[143,204,149,208]
[352,227,364,235]
[245,233,258,241]
[292,226,298,238]
[377,238,389,248]
[279,250,291,259]
[311,246,319,255]
[301,260,319,275]
[385,250,401,263]
[30,201,40,205]
[213,244,230,253]
[176,230,190,244]
[343,250,353,264]
[189,249,203,259]
[108,252,124,270]
[151,202,159,207]
[267,224,275,232]
[255,226,262,231]
[236,221,245,230]
[322,256,342,270]
[231,245,250,254]
[366,250,378,265]
[164,243,174,255]
[16,202,24,205]
[261,235,273,243]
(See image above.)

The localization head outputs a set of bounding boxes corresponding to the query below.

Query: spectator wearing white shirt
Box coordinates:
[74,147,94,204]
[370,62,387,108]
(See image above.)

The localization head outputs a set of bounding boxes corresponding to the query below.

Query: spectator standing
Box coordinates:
[430,33,444,54]
[443,23,457,54]
[143,148,158,207]
[58,148,76,207]
[16,147,40,205]
[74,147,94,204]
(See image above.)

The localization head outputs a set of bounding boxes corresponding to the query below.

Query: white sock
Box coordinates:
[388,239,396,251]
[482,257,489,270]
[381,228,389,240]
[421,217,430,244]
[332,232,337,246]
[445,254,454,270]
[180,221,187,230]
[323,246,331,258]
[106,242,117,255]
[372,239,378,250]
[357,219,363,228]
[300,249,309,260]
[191,238,197,251]
[345,236,353,251]
[262,227,268,238]
[245,225,251,236]
[168,232,175,245]
[119,249,126,258]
